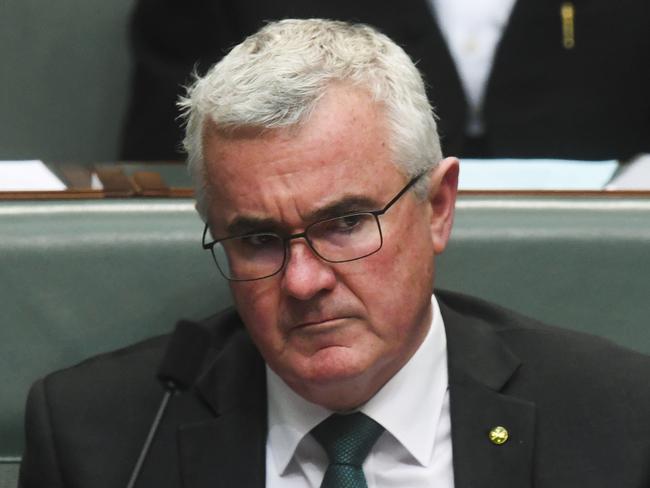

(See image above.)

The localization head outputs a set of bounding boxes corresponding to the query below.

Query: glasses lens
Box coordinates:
[308,213,382,262]
[213,233,285,280]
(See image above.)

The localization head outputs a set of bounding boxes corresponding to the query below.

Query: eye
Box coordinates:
[318,214,369,236]
[334,214,364,231]
[239,233,279,248]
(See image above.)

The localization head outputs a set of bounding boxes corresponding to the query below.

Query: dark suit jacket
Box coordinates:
[19,290,650,487]
[120,0,650,161]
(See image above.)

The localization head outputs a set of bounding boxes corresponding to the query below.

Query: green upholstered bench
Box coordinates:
[2,195,649,486]
[440,195,650,351]
[0,199,217,487]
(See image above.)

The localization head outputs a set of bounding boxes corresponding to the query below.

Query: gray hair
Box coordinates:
[179,18,442,219]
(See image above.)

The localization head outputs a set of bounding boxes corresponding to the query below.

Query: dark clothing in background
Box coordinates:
[120,0,650,161]
[19,291,650,487]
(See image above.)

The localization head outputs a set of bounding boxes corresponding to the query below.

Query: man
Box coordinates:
[21,19,650,488]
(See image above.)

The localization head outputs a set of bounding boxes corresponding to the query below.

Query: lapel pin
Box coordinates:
[488,426,509,445]
[561,2,576,49]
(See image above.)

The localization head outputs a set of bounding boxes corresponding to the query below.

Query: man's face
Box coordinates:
[203,85,458,410]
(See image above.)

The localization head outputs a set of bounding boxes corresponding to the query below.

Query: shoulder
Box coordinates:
[37,307,244,401]
[20,308,247,487]
[24,308,247,438]
[437,288,650,363]
[438,289,650,485]
[436,292,650,428]
[437,288,650,396]
[438,289,650,476]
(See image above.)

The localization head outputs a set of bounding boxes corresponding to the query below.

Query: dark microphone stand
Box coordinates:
[125,320,211,488]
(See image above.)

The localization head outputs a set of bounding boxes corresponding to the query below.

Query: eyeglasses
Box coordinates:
[202,172,425,281]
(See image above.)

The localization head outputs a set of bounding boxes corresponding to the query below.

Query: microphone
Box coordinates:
[125,320,212,488]
[157,320,213,389]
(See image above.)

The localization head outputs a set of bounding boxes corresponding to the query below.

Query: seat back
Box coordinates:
[1,195,649,486]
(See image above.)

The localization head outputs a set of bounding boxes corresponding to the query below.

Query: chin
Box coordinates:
[283,346,380,402]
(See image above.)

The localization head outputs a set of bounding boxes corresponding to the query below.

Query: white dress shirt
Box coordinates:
[430,0,518,135]
[266,296,454,488]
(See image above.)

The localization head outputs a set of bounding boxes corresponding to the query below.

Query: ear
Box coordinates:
[428,157,459,255]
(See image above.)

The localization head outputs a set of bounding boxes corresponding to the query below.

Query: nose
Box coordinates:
[281,240,336,300]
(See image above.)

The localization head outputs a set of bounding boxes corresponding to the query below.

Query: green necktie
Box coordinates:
[311,412,385,488]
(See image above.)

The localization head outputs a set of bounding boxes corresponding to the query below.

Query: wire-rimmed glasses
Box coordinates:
[202,172,425,281]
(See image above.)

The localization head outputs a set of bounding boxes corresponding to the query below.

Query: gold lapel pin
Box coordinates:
[488,426,509,445]
[561,2,576,49]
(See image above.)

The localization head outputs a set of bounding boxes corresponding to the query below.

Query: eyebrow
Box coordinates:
[225,217,280,236]
[224,195,381,236]
[306,195,380,221]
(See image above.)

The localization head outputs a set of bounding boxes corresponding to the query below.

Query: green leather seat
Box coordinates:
[0,200,219,485]
[1,195,649,486]
[439,195,650,350]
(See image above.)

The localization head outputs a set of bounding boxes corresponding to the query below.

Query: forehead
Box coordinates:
[202,85,405,229]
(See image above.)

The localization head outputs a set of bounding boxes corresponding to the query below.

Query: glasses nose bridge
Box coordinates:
[283,229,320,260]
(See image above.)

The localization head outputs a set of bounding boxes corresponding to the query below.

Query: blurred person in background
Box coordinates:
[120,0,650,162]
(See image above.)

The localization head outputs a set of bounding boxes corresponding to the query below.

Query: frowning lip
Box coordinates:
[292,316,352,330]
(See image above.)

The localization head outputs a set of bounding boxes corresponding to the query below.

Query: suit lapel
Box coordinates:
[448,384,535,488]
[177,311,267,488]
[177,410,266,488]
[439,293,536,488]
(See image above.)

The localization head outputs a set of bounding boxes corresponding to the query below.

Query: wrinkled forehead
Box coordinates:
[201,85,405,226]
[204,147,407,236]
[204,151,404,236]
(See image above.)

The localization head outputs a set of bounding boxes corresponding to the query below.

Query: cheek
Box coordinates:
[348,217,435,331]
[230,281,283,346]
[375,215,435,283]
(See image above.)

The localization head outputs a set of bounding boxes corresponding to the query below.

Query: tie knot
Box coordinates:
[311,412,384,467]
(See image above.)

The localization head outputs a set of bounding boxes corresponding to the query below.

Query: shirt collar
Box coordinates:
[266,295,448,473]
[266,363,331,475]
[361,296,448,466]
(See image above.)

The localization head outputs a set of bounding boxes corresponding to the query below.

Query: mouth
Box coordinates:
[292,316,352,332]
[291,316,360,337]
[287,317,357,352]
